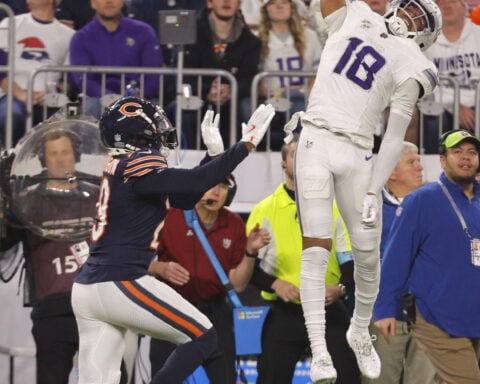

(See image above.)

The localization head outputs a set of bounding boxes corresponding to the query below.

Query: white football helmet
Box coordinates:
[384,0,442,51]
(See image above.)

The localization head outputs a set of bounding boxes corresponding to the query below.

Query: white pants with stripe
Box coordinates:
[72,275,212,384]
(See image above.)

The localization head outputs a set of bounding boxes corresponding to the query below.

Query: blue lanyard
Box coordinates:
[183,209,243,308]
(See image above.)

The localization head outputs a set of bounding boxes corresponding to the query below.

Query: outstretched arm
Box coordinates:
[362,79,420,227]
[368,79,420,195]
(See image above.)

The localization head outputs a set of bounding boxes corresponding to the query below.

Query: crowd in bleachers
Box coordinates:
[2,1,480,384]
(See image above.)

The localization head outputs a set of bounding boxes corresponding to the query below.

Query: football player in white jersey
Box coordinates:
[287,0,442,382]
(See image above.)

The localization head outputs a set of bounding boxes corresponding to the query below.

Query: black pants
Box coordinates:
[32,314,130,384]
[32,315,78,384]
[256,299,361,384]
[150,295,236,384]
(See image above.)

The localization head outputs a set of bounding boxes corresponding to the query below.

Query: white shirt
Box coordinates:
[305,1,437,148]
[0,13,74,93]
[261,26,322,94]
[424,18,480,108]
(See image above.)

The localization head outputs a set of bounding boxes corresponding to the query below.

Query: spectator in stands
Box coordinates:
[172,0,261,149]
[241,0,310,34]
[148,111,270,384]
[246,133,360,384]
[365,142,435,384]
[375,130,480,384]
[0,0,74,148]
[0,0,27,22]
[423,0,480,153]
[257,0,322,150]
[0,127,131,384]
[55,0,95,30]
[69,0,163,119]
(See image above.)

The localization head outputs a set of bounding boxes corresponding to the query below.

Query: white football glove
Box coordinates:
[283,111,304,144]
[361,193,379,228]
[241,104,275,147]
[201,109,224,157]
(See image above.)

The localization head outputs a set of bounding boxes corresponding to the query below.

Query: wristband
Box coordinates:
[245,250,259,258]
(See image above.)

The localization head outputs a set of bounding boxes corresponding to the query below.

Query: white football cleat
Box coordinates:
[346,326,381,379]
[310,353,337,384]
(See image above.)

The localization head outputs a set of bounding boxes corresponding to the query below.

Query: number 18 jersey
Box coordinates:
[305,1,437,149]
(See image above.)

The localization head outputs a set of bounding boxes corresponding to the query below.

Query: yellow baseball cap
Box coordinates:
[439,129,480,153]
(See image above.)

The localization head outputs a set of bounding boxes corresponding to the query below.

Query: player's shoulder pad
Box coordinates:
[123,149,168,179]
[413,68,438,99]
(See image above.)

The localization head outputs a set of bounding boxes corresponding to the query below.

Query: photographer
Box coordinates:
[0,123,132,384]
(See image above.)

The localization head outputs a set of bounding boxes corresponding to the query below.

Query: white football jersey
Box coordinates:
[261,27,322,94]
[305,1,437,148]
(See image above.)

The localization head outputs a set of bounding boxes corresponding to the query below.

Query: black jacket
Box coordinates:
[183,9,261,102]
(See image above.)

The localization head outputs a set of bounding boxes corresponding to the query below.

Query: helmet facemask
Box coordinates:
[385,0,442,51]
[153,106,178,151]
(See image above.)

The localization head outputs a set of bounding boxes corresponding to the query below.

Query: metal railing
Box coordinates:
[25,65,239,147]
[0,4,15,149]
[250,70,316,151]
[417,75,462,153]
[15,67,480,153]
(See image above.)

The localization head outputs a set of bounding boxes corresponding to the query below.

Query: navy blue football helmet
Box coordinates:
[99,97,178,155]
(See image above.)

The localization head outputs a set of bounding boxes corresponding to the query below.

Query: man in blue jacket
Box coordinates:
[375,129,480,384]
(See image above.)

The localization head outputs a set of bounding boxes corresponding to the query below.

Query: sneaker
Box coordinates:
[310,353,337,384]
[346,326,381,379]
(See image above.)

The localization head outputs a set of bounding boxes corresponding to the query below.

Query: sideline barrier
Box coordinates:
[0,345,36,384]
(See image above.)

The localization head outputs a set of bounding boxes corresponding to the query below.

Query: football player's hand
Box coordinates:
[283,111,304,144]
[361,193,379,228]
[201,109,224,157]
[241,104,275,148]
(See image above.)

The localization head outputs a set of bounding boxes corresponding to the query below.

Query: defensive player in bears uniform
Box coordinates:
[71,97,275,384]
[287,0,443,382]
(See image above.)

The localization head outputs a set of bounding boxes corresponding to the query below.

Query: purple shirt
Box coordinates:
[69,15,163,97]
